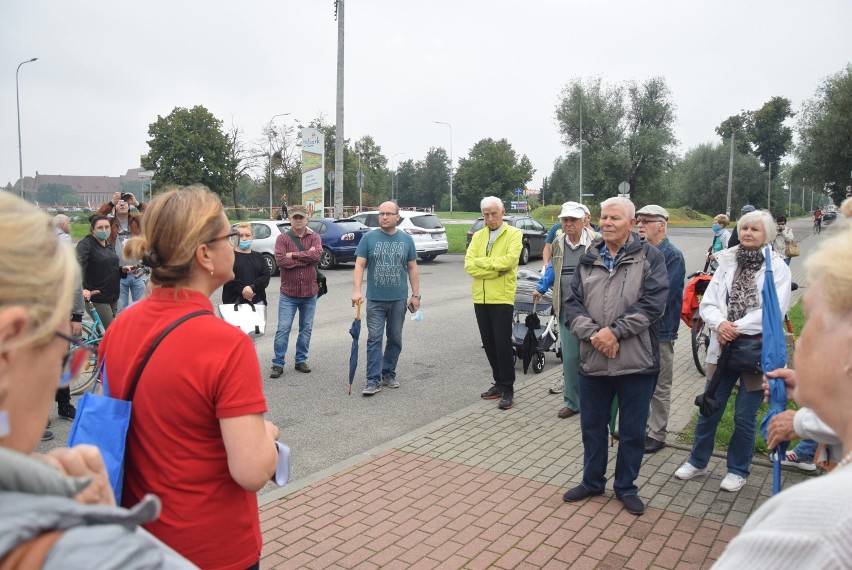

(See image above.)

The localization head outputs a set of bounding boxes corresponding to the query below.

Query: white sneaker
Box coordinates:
[720,473,747,492]
[674,462,707,480]
[549,377,563,394]
[780,451,817,472]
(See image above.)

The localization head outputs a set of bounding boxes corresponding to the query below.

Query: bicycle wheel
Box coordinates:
[691,317,709,377]
[70,322,100,396]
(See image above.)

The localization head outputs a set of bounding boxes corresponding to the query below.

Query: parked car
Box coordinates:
[351,210,448,261]
[822,208,837,223]
[465,215,547,265]
[233,218,370,275]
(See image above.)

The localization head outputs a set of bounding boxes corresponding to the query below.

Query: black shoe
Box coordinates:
[618,494,645,515]
[269,366,284,378]
[58,403,76,421]
[562,485,604,503]
[294,362,311,373]
[480,386,502,400]
[42,429,54,442]
[497,396,514,410]
[644,437,666,454]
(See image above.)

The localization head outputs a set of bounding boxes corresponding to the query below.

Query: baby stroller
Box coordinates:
[512,269,561,374]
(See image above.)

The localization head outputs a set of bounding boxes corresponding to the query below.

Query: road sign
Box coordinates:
[618,181,629,194]
[514,188,523,195]
[511,200,528,210]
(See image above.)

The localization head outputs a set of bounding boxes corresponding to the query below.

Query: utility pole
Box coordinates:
[334,0,345,218]
[725,133,734,218]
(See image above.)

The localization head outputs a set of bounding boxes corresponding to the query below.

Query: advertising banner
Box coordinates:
[301,128,325,217]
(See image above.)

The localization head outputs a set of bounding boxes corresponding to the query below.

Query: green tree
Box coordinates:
[750,96,794,176]
[796,64,852,205]
[37,183,79,206]
[417,147,451,209]
[625,77,678,200]
[454,138,534,210]
[142,106,237,197]
[715,113,753,154]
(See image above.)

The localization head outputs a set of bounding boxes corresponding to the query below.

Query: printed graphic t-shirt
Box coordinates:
[355,229,417,301]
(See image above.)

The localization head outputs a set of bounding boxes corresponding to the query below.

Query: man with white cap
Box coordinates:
[534,202,600,417]
[635,204,685,454]
[542,202,592,270]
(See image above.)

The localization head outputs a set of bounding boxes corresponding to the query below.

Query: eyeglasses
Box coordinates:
[635,218,665,225]
[208,231,240,247]
[56,331,97,388]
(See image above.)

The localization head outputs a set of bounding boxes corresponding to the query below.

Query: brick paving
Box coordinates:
[258,251,816,568]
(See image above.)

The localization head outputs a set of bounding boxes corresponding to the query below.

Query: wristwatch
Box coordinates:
[411,294,421,300]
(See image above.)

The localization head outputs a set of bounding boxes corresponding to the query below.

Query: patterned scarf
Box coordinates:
[727,247,764,322]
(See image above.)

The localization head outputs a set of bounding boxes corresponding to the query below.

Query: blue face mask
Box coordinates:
[238,240,253,250]
[94,229,110,241]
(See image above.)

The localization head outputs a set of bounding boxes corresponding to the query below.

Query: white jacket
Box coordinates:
[699,246,791,365]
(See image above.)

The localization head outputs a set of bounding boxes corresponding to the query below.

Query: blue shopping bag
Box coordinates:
[67,361,131,504]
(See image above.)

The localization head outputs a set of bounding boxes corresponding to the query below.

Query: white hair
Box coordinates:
[600,196,635,220]
[738,209,776,244]
[480,196,504,210]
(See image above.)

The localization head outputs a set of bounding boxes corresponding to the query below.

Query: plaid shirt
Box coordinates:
[275,229,322,298]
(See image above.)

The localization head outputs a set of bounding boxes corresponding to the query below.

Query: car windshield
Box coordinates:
[470,220,484,232]
[409,215,443,230]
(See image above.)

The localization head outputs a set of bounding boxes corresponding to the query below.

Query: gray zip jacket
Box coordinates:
[565,232,669,376]
[0,448,197,569]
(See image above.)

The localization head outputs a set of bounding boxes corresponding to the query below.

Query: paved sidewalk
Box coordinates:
[258,258,815,569]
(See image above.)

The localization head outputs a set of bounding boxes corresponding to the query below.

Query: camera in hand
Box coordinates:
[121,193,133,201]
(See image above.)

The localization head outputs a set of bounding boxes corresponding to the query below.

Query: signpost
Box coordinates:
[617,181,630,198]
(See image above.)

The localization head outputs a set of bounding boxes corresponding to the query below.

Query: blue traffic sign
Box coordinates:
[514,188,523,195]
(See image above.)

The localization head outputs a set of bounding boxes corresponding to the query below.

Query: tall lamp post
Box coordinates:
[433,121,453,212]
[391,152,405,203]
[267,112,290,218]
[16,57,38,199]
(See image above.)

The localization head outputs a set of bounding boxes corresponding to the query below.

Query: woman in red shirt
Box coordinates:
[100,185,280,570]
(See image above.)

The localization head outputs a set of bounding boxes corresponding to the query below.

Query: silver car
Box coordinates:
[351,210,448,261]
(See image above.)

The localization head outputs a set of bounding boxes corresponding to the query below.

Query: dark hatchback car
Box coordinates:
[465,215,547,265]
[822,209,837,223]
[306,218,370,269]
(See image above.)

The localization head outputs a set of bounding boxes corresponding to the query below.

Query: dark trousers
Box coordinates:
[579,372,656,497]
[55,386,71,406]
[474,303,515,397]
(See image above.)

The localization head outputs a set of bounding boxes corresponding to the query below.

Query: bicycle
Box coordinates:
[814,217,822,234]
[684,271,713,376]
[68,298,107,395]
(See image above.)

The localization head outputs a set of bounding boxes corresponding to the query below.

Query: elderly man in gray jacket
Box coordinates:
[562,197,669,516]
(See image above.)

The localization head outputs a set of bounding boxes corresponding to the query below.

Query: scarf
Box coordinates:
[727,247,764,322]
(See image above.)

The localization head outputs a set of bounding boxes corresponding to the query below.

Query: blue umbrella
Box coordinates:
[757,246,789,495]
[348,300,362,394]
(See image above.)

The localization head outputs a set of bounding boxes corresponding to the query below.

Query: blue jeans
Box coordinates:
[272,294,317,367]
[118,273,147,313]
[558,312,580,411]
[366,299,407,386]
[688,364,763,477]
[578,372,656,497]
[792,439,818,461]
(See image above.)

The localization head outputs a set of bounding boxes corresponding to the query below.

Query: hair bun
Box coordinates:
[141,248,163,269]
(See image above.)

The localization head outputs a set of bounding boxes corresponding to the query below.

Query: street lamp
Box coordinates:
[391,152,405,203]
[267,112,290,218]
[433,121,453,212]
[16,57,38,199]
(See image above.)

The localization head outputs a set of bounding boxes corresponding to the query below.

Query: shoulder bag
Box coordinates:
[784,240,800,258]
[287,230,327,298]
[67,311,210,503]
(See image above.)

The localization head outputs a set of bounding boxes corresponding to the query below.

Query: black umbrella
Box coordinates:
[694,343,732,416]
[348,300,362,395]
[521,311,541,374]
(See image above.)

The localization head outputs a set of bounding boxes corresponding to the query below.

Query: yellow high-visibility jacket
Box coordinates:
[464,223,522,305]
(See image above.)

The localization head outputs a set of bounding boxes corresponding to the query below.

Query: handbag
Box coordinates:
[784,240,800,258]
[725,335,763,374]
[287,230,327,298]
[218,299,267,337]
[67,311,210,503]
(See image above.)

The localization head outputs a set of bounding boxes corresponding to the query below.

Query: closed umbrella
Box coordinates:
[348,300,362,395]
[757,246,789,494]
[521,311,540,374]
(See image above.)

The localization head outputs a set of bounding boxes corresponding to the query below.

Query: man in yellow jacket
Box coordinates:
[465,196,523,409]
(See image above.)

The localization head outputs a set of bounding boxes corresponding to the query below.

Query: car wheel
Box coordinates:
[519,244,530,265]
[420,254,437,262]
[263,253,279,276]
[319,247,336,270]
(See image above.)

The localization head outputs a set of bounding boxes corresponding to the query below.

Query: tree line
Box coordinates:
[137,63,851,216]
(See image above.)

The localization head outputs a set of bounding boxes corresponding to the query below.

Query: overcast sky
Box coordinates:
[3,0,850,190]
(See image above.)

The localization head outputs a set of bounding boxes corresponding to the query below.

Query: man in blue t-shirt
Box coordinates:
[352,201,421,396]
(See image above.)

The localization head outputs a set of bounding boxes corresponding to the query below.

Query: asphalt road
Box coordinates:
[40,218,821,493]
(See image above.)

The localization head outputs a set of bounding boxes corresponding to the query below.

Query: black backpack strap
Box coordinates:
[287,230,305,251]
[126,310,211,401]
